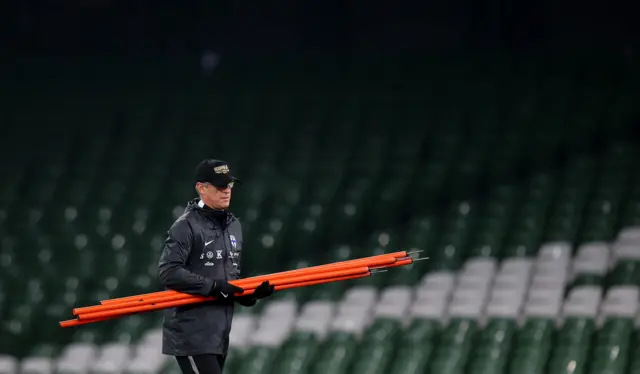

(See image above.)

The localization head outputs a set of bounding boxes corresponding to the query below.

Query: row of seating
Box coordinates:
[4,229,637,374]
[1,134,639,356]
[229,229,640,374]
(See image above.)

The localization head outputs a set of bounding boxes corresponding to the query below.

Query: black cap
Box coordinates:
[195,159,241,187]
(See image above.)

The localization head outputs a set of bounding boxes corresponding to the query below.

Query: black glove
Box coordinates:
[252,280,275,299]
[208,280,244,300]
[235,281,275,307]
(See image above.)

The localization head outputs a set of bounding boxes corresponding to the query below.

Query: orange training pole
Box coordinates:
[60,272,371,328]
[77,266,371,320]
[73,255,398,315]
[99,251,407,305]
[98,252,405,305]
[378,257,413,268]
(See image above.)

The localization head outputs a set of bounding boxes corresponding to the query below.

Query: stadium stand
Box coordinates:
[0,54,639,373]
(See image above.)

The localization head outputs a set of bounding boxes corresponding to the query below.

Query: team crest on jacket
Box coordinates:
[204,250,215,267]
[230,235,237,248]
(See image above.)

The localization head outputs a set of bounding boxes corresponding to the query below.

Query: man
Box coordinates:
[158,159,275,374]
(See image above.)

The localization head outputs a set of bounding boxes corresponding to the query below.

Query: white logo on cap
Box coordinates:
[213,165,229,174]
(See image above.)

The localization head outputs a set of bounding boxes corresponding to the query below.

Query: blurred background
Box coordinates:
[1,0,640,373]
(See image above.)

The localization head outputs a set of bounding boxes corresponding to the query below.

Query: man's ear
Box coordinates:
[195,182,205,195]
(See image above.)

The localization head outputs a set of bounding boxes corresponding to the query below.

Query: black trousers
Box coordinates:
[176,354,227,374]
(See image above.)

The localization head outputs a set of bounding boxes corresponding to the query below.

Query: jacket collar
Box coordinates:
[193,198,235,226]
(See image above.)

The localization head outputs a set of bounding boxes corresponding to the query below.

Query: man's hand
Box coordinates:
[252,281,275,299]
[235,281,275,307]
[209,280,244,299]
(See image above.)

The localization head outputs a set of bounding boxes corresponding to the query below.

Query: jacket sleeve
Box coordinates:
[235,294,257,306]
[158,220,214,296]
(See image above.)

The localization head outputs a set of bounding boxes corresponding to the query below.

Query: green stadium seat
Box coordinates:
[627,329,640,374]
[546,317,594,374]
[271,331,320,374]
[588,318,633,374]
[507,318,555,374]
[310,332,357,374]
[236,347,278,374]
[465,318,517,374]
[427,318,478,374]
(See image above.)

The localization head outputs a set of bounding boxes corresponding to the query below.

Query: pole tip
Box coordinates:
[411,256,430,262]
[370,269,388,274]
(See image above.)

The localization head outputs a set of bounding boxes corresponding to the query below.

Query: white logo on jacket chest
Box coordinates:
[204,251,215,266]
[229,235,237,248]
[216,250,223,259]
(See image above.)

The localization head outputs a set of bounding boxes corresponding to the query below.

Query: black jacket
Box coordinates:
[158,198,252,356]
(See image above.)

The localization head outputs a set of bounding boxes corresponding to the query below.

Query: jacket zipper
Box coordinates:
[221,226,232,344]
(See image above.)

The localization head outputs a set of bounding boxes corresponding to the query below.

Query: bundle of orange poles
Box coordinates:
[60,251,420,328]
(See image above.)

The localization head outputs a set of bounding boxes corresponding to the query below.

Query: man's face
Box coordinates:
[198,182,233,209]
